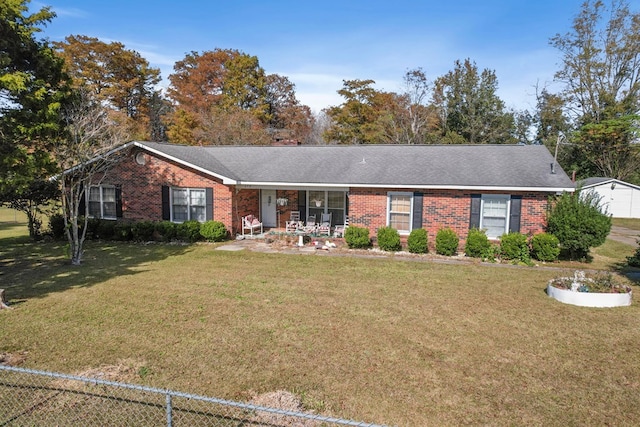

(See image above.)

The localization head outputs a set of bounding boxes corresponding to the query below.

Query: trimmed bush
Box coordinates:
[200,220,228,242]
[407,228,428,254]
[48,213,66,239]
[96,220,117,240]
[131,220,156,241]
[155,221,177,242]
[531,232,560,262]
[114,222,133,241]
[465,228,490,258]
[377,226,402,252]
[546,190,611,260]
[500,232,530,262]
[177,220,202,242]
[435,227,459,256]
[344,225,371,249]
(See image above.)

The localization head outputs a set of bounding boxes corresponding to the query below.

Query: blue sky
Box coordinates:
[31,0,636,113]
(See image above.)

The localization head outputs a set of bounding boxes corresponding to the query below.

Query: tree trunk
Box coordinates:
[0,289,12,310]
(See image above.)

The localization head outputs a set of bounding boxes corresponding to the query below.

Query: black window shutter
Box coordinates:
[161,186,170,220]
[115,185,123,218]
[412,192,423,230]
[469,194,481,229]
[298,190,307,215]
[509,195,522,233]
[205,188,213,221]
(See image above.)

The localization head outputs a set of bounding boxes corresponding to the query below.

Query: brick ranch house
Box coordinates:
[83,141,575,242]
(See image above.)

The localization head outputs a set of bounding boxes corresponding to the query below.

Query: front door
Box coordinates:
[260,190,277,227]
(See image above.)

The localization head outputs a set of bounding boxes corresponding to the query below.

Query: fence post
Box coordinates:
[166,393,172,427]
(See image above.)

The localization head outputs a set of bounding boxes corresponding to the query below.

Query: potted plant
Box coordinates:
[547,270,632,307]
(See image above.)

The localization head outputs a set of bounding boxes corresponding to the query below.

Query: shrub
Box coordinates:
[86,217,101,239]
[627,239,640,267]
[177,220,202,242]
[465,228,490,258]
[131,221,156,241]
[155,221,177,242]
[546,190,611,260]
[200,220,228,242]
[407,228,428,254]
[500,232,530,263]
[377,226,402,252]
[531,233,560,262]
[48,213,66,239]
[435,227,459,256]
[96,220,117,240]
[344,225,371,249]
[114,222,133,241]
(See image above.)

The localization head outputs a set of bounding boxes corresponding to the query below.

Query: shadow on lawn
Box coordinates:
[0,235,194,301]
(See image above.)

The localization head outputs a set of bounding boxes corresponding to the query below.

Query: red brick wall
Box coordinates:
[348,188,549,242]
[100,149,238,233]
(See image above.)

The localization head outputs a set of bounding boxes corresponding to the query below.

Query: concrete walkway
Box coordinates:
[609,225,640,246]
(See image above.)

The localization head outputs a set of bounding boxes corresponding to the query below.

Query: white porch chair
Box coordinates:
[242,215,263,237]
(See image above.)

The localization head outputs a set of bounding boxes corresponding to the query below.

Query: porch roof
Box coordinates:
[128,141,575,192]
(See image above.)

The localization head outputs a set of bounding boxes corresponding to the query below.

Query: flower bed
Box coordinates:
[547,271,632,308]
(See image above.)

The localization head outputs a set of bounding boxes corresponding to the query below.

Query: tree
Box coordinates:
[324,79,390,144]
[265,74,313,143]
[55,91,127,265]
[575,115,640,180]
[550,0,640,124]
[166,49,274,144]
[54,35,162,140]
[546,189,612,260]
[395,68,437,144]
[433,58,515,144]
[0,0,69,200]
[0,179,60,239]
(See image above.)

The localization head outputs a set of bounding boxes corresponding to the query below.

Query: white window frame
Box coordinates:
[387,192,413,235]
[170,187,206,223]
[88,185,117,220]
[479,194,511,239]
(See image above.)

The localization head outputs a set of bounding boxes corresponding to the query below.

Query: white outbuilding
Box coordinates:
[580,177,640,218]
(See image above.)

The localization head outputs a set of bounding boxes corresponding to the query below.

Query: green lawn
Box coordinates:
[1,213,639,426]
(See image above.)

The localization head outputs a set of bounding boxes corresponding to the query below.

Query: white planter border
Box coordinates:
[547,283,632,308]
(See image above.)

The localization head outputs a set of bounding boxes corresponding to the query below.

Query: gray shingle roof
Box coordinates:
[131,141,575,191]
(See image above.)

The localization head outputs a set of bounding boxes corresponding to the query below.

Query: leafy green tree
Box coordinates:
[0,0,69,200]
[0,179,60,239]
[575,115,639,181]
[546,189,612,261]
[550,0,640,124]
[324,79,391,144]
[433,59,515,144]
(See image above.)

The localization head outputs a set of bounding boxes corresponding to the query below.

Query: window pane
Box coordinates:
[173,206,188,222]
[190,206,205,222]
[390,195,411,213]
[328,191,344,209]
[88,187,100,202]
[390,212,410,232]
[309,191,324,208]
[102,187,116,202]
[172,188,188,205]
[482,197,508,238]
[190,189,205,206]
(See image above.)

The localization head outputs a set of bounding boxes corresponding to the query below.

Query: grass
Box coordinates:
[1,212,640,425]
[612,217,640,231]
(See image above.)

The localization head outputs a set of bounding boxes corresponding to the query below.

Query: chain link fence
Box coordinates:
[0,365,387,426]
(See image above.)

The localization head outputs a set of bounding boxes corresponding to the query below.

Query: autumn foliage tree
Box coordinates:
[54,35,162,140]
[166,48,311,145]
